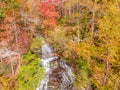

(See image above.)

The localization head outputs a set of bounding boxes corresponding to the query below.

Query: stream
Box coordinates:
[36,43,74,90]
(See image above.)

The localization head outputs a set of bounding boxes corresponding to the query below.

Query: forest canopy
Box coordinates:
[0,0,120,90]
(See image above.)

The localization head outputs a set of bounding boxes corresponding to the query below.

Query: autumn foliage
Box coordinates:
[37,0,60,27]
[0,17,31,54]
[0,0,120,90]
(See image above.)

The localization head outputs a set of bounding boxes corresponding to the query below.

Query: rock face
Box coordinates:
[36,43,74,90]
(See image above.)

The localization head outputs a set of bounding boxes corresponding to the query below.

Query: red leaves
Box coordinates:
[0,18,31,54]
[38,0,60,27]
[17,30,31,54]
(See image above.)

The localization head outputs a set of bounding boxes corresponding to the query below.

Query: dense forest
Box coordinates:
[0,0,120,90]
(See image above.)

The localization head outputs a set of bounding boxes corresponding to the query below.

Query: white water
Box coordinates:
[36,43,74,90]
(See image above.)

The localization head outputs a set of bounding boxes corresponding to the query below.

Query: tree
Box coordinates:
[37,0,60,27]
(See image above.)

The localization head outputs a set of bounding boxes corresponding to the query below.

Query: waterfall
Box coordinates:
[36,43,74,90]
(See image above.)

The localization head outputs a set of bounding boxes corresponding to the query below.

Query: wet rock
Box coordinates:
[36,43,74,90]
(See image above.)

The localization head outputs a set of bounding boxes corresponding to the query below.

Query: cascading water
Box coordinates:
[36,43,74,90]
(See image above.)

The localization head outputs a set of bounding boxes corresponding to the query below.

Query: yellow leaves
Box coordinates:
[61,40,91,59]
[98,2,120,33]
[98,2,120,64]
[79,42,91,58]
[98,2,120,60]
[65,40,92,59]
[66,41,80,55]
[65,0,78,8]
[63,41,80,58]
[92,63,105,86]
[0,76,16,90]
[47,27,68,45]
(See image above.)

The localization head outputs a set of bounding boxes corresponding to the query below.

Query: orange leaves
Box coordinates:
[0,18,31,54]
[66,41,81,55]
[43,18,57,27]
[11,30,31,54]
[37,0,60,27]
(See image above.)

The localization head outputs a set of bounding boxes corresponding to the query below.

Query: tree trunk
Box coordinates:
[102,48,109,86]
[0,58,3,71]
[12,9,18,51]
[10,56,15,77]
[91,0,96,44]
[77,0,80,44]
